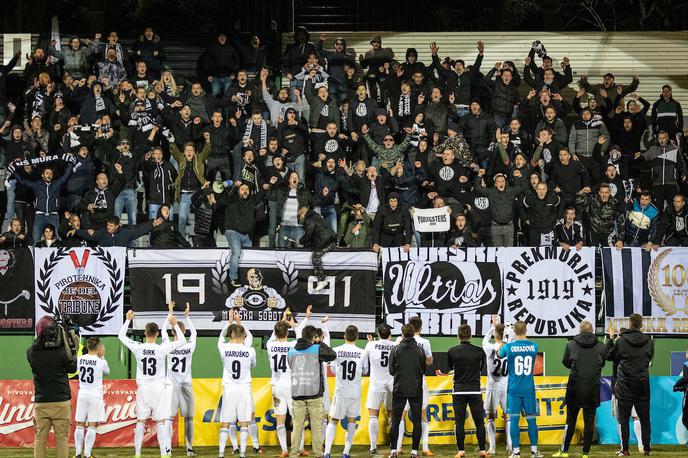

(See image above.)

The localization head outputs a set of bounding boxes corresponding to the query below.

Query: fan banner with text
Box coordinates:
[382,247,596,336]
[602,247,688,334]
[34,247,125,335]
[0,247,34,333]
[127,249,377,333]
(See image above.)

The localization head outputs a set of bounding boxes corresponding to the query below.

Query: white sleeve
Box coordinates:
[160,316,170,343]
[423,338,433,358]
[243,325,253,347]
[322,322,331,346]
[296,317,309,338]
[186,317,197,351]
[361,350,369,374]
[482,327,495,353]
[117,320,138,352]
[218,325,228,353]
[101,358,111,376]
[251,348,257,368]
[162,324,186,354]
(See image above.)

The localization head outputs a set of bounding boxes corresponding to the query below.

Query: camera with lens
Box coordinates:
[43,316,80,360]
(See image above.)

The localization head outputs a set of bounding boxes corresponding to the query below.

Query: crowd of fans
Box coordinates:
[1,26,687,263]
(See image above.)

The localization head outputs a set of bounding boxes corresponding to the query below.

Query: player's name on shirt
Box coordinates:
[510,343,537,352]
[169,347,193,356]
[336,350,364,358]
[80,358,99,367]
[269,344,294,353]
[222,349,252,358]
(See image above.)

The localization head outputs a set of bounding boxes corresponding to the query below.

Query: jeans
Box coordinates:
[225,229,252,281]
[149,203,173,220]
[268,201,278,247]
[278,225,304,248]
[455,105,470,119]
[33,213,59,245]
[493,113,511,131]
[452,394,486,452]
[291,155,306,185]
[210,76,232,97]
[114,188,137,225]
[390,395,422,452]
[178,192,193,240]
[491,222,514,247]
[3,180,15,229]
[319,205,337,233]
[63,194,82,215]
[288,79,301,103]
[328,80,348,103]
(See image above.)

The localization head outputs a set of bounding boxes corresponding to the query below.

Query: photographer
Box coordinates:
[27,316,78,458]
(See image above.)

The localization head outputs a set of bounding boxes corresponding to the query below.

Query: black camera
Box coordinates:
[43,317,80,358]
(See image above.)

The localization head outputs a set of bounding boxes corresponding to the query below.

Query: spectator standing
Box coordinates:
[207,33,241,98]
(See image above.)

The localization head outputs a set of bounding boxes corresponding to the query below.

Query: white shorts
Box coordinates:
[221,386,253,423]
[366,389,393,411]
[136,383,170,421]
[405,380,429,411]
[170,382,195,418]
[611,396,637,418]
[329,396,361,420]
[484,389,507,416]
[75,393,105,423]
[272,384,293,416]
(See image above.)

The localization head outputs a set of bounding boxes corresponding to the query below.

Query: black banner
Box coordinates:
[0,248,34,333]
[128,249,378,334]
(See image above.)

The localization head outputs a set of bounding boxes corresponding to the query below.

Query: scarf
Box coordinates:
[94,95,105,112]
[93,187,107,208]
[243,119,268,149]
[320,104,329,117]
[7,153,78,176]
[398,93,412,117]
[128,111,155,131]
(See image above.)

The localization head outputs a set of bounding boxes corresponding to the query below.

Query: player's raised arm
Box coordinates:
[185,302,197,350]
[168,314,186,352]
[118,310,138,351]
[160,301,175,343]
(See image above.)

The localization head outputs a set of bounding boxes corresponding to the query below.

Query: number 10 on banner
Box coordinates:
[308,275,352,308]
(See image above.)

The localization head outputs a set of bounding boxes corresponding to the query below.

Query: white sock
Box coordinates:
[219,427,229,457]
[531,445,538,453]
[616,421,622,444]
[84,426,97,457]
[249,420,260,448]
[396,419,405,450]
[344,422,356,454]
[421,420,429,451]
[486,418,496,451]
[322,419,328,445]
[506,417,513,450]
[156,422,169,456]
[634,419,643,451]
[369,416,379,450]
[513,446,520,454]
[277,424,288,452]
[325,421,337,454]
[74,426,85,456]
[134,423,145,456]
[239,426,249,454]
[229,424,238,451]
[165,419,174,449]
[184,416,194,450]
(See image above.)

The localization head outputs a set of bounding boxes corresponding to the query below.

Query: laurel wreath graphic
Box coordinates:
[648,248,688,317]
[276,254,299,296]
[211,251,230,296]
[36,247,122,331]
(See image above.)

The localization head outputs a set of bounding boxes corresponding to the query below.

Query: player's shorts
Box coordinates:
[136,382,171,421]
[366,389,393,411]
[506,393,539,417]
[484,389,507,415]
[329,396,361,420]
[272,384,293,416]
[170,382,194,418]
[221,386,253,423]
[611,396,637,418]
[75,393,105,423]
[404,380,429,411]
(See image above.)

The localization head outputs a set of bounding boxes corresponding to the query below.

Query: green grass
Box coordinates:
[3,445,687,457]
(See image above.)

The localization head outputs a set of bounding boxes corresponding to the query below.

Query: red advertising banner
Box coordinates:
[0,380,177,447]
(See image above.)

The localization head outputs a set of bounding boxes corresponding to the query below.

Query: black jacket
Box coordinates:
[207,41,241,77]
[608,329,654,402]
[523,191,561,230]
[562,332,609,408]
[447,341,485,393]
[269,184,314,225]
[76,222,153,247]
[219,189,262,236]
[0,231,31,248]
[372,199,413,246]
[150,208,191,249]
[389,337,427,397]
[654,205,688,245]
[299,210,336,249]
[27,340,77,403]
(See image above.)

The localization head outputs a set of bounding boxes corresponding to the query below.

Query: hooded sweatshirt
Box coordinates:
[608,328,654,402]
[562,332,609,408]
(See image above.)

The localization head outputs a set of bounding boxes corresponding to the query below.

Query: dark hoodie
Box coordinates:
[372,192,413,246]
[389,336,426,397]
[150,205,191,248]
[562,332,609,408]
[299,209,336,249]
[282,26,316,76]
[316,37,355,84]
[607,328,654,402]
[400,48,427,79]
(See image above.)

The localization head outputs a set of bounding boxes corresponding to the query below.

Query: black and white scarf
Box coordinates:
[7,153,78,176]
[398,93,412,117]
[93,188,108,209]
[243,119,268,149]
[127,111,155,131]
[94,95,106,112]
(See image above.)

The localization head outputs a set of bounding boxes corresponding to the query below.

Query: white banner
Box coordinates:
[34,247,125,335]
[412,207,451,233]
[501,247,596,336]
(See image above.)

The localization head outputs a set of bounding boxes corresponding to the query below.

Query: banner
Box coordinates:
[0,379,176,447]
[603,247,688,334]
[128,249,377,333]
[0,247,34,333]
[412,207,451,233]
[502,247,596,337]
[382,247,502,336]
[597,376,687,445]
[34,247,125,335]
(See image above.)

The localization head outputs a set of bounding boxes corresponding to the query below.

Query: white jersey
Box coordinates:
[395,334,433,365]
[331,343,368,398]
[77,354,110,398]
[218,333,256,389]
[118,319,185,386]
[267,339,296,388]
[365,339,395,392]
[482,329,508,390]
[162,318,197,385]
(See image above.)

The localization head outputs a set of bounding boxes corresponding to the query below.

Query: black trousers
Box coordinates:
[683,393,688,436]
[618,399,651,452]
[652,183,679,211]
[389,395,422,452]
[452,394,486,452]
[312,242,336,281]
[561,405,596,453]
